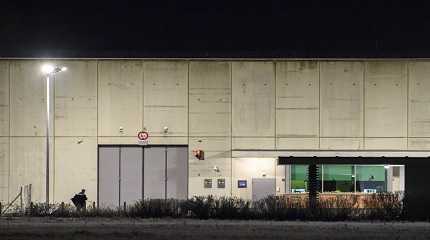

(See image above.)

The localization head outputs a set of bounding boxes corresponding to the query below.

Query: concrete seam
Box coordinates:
[8,61,11,203]
[142,60,145,132]
[187,61,190,198]
[318,61,321,149]
[52,65,56,202]
[96,60,100,203]
[363,62,366,149]
[406,61,409,149]
[274,61,277,149]
[230,61,233,197]
[96,60,100,139]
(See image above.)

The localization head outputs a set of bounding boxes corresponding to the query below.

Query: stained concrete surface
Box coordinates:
[1,218,430,240]
[0,61,9,137]
[143,61,188,136]
[3,59,430,204]
[98,61,143,137]
[365,62,407,138]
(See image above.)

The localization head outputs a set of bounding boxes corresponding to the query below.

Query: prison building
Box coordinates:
[0,59,429,208]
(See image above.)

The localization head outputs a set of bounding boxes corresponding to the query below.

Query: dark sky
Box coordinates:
[0,1,429,58]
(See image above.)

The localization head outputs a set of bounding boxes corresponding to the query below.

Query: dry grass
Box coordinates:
[0,193,409,221]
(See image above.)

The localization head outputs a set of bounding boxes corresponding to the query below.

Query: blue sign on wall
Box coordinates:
[238,180,247,188]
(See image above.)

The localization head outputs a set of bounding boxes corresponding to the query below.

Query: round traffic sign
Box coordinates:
[137,131,149,141]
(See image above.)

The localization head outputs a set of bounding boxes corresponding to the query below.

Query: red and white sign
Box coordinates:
[138,131,149,140]
[137,131,149,145]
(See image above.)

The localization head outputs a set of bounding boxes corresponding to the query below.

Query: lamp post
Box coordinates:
[41,64,67,204]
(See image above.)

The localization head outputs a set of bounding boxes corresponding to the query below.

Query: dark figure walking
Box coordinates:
[71,189,87,211]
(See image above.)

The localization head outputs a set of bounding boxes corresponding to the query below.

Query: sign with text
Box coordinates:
[137,131,149,145]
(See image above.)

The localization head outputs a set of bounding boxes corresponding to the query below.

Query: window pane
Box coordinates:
[323,165,354,192]
[291,165,307,192]
[290,165,321,193]
[356,166,386,193]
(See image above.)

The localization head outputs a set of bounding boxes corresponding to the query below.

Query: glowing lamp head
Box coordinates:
[41,64,67,75]
[41,64,55,74]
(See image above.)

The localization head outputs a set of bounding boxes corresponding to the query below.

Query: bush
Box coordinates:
[317,195,359,221]
[213,197,252,219]
[0,193,407,221]
[182,196,215,219]
[362,192,403,221]
[128,199,186,218]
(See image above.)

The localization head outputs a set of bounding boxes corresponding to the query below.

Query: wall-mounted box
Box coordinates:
[238,180,247,188]
[204,179,212,188]
[217,178,225,188]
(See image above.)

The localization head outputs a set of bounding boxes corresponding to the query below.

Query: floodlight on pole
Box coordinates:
[41,64,67,204]
[41,64,67,75]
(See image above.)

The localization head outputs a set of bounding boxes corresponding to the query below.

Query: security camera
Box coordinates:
[163,126,169,133]
[213,166,219,172]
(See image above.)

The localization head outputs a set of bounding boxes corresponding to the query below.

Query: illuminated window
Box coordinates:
[356,166,386,192]
[322,165,354,192]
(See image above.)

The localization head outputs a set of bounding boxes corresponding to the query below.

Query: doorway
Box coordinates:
[98,145,188,208]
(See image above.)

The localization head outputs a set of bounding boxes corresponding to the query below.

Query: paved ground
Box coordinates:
[1,217,430,240]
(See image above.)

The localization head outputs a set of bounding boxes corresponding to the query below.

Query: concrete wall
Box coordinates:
[232,62,275,149]
[188,62,231,197]
[276,61,319,149]
[1,59,429,203]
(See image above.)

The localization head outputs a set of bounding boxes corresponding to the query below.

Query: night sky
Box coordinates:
[0,1,429,58]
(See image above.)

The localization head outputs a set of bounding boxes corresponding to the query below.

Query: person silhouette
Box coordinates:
[71,189,88,211]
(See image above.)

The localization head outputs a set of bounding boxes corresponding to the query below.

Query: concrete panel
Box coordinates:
[276,138,319,150]
[189,62,231,136]
[55,61,97,136]
[320,62,364,137]
[100,136,188,145]
[147,137,188,145]
[144,107,188,136]
[0,61,9,136]
[54,137,97,203]
[408,61,430,137]
[364,138,407,150]
[0,137,8,202]
[189,177,231,197]
[232,137,275,150]
[276,61,319,138]
[365,62,407,137]
[408,138,430,150]
[98,137,140,145]
[320,138,364,150]
[188,137,231,197]
[10,61,46,136]
[232,62,275,137]
[144,61,188,136]
[189,137,231,176]
[232,158,276,199]
[9,137,45,202]
[98,61,143,136]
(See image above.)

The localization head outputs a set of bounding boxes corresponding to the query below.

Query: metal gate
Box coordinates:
[98,145,188,208]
